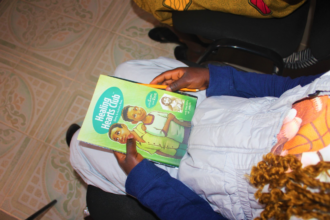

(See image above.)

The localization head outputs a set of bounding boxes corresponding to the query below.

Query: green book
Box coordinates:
[78,75,197,167]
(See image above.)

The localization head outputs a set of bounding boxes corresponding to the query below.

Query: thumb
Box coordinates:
[114,151,126,163]
[168,74,189,92]
[126,134,137,156]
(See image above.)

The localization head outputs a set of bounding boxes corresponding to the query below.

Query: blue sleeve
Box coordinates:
[206,65,324,98]
[126,159,226,220]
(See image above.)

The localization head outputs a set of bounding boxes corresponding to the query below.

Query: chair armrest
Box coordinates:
[197,39,284,75]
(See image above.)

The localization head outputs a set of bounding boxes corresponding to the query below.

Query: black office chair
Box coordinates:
[288,0,330,69]
[172,0,330,75]
[87,185,159,220]
[171,0,311,75]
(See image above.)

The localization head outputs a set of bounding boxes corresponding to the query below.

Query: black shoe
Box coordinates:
[174,45,188,60]
[148,27,183,45]
[66,124,81,147]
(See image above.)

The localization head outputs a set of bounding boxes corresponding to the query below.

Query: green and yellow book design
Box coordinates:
[78,75,197,167]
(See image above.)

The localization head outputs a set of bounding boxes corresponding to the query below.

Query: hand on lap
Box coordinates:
[150,67,210,92]
[114,134,144,175]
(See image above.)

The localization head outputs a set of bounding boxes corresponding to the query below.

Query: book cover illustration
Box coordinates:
[78,75,197,167]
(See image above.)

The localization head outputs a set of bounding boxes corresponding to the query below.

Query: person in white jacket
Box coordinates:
[69,57,330,220]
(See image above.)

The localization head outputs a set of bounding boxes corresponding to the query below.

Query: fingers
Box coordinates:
[150,67,210,91]
[150,68,194,91]
[114,151,125,163]
[150,68,185,85]
[168,77,189,92]
[126,134,137,156]
[114,134,143,175]
[162,79,174,86]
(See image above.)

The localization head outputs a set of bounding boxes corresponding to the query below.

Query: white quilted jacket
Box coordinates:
[178,71,330,220]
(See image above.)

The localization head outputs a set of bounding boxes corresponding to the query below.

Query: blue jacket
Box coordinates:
[126,65,323,220]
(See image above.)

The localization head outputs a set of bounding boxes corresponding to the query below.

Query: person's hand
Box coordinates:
[114,134,144,175]
[150,67,209,92]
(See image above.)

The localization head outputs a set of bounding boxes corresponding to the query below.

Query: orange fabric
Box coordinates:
[133,0,306,25]
[283,97,330,154]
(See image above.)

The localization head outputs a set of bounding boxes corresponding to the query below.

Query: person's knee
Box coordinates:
[114,60,141,78]
[69,128,80,148]
[69,129,82,167]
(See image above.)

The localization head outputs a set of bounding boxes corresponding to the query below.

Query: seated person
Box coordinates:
[133,0,307,25]
[121,105,191,144]
[69,57,330,220]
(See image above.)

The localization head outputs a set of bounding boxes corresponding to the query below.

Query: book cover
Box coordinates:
[78,75,197,167]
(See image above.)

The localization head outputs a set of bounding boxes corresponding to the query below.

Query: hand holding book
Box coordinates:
[150,67,210,92]
[78,75,197,167]
[114,134,144,175]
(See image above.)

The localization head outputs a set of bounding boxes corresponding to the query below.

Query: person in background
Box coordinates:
[133,0,306,26]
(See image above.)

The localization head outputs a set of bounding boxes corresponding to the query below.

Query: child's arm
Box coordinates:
[207,65,324,98]
[162,114,191,136]
[126,159,226,220]
[117,138,225,220]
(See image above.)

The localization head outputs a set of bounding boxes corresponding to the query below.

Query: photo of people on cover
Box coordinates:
[159,94,184,113]
[107,105,191,159]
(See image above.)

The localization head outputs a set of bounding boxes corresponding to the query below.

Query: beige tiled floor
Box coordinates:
[0,0,176,219]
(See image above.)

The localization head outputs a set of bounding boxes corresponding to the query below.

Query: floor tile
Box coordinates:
[15,0,53,45]
[41,81,95,153]
[0,61,31,133]
[23,11,94,79]
[23,0,60,11]
[93,0,132,31]
[0,50,21,69]
[1,142,87,220]
[0,0,169,219]
[0,52,19,71]
[77,32,175,86]
[0,0,37,58]
[0,123,31,204]
[0,59,72,137]
[112,0,178,52]
[54,0,119,27]
[0,210,19,220]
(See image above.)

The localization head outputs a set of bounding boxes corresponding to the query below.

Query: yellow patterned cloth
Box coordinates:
[134,0,306,25]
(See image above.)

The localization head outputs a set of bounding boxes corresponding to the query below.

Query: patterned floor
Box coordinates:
[0,0,176,219]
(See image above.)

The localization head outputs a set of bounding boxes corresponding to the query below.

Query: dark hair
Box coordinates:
[108,123,123,140]
[121,105,133,122]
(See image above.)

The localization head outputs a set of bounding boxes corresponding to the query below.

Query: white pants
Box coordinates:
[70,57,207,195]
